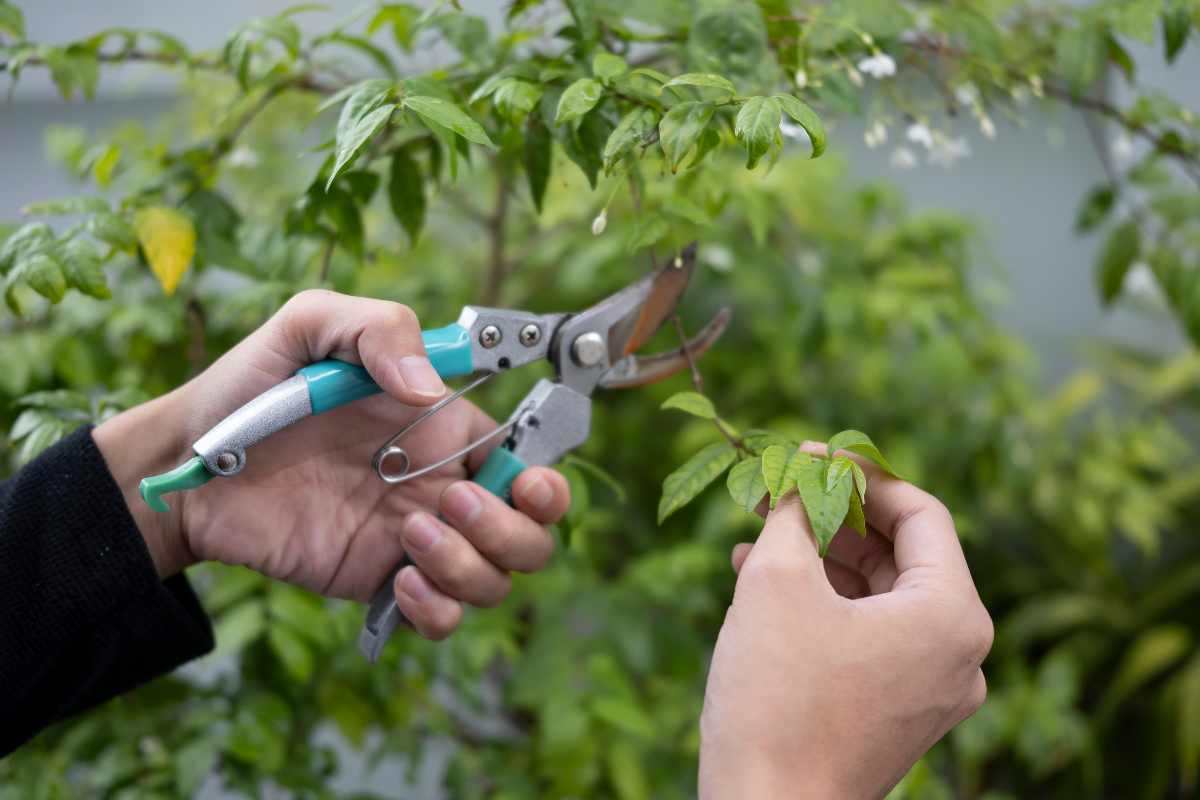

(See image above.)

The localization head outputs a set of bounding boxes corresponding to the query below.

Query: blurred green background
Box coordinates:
[2,1,1200,798]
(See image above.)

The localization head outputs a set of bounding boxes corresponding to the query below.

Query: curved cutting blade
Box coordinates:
[599,306,731,389]
[603,243,697,362]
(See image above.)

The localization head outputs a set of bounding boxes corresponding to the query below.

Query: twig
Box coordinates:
[184,296,207,376]
[480,163,511,306]
[317,238,335,283]
[672,314,704,393]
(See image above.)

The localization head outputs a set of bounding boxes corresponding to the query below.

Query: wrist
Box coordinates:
[92,389,197,577]
[700,746,843,800]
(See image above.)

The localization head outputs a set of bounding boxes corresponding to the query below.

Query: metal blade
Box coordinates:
[598,306,731,389]
[604,243,697,362]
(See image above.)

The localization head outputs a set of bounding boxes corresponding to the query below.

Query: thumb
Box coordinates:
[737,493,824,586]
[271,290,446,407]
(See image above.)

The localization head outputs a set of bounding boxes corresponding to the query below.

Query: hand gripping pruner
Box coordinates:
[138,244,729,662]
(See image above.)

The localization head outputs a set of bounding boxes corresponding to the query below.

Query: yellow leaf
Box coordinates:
[134,206,195,295]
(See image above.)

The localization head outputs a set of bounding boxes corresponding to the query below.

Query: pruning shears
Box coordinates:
[138,244,728,662]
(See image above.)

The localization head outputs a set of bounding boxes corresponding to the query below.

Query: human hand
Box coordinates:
[93,290,570,639]
[698,443,993,799]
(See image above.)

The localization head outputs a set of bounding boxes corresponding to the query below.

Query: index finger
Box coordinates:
[799,441,972,589]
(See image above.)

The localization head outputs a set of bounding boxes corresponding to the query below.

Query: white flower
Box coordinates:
[1010,86,1030,106]
[1029,74,1044,98]
[864,121,888,149]
[794,69,808,89]
[591,209,607,236]
[979,115,996,140]
[847,65,864,87]
[857,52,896,79]
[906,122,934,149]
[227,146,260,168]
[1123,262,1162,303]
[1112,133,1136,166]
[890,146,917,169]
[701,244,733,272]
[954,84,979,107]
[928,135,971,168]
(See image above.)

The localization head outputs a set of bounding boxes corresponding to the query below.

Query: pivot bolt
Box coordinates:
[519,323,542,347]
[571,331,607,367]
[479,325,502,348]
[217,452,238,472]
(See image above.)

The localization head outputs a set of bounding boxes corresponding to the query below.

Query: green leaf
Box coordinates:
[1163,6,1191,63]
[317,77,391,114]
[796,457,853,556]
[21,196,108,216]
[327,103,395,190]
[92,144,120,187]
[826,430,900,477]
[850,460,868,505]
[592,696,655,739]
[86,211,137,250]
[774,94,826,158]
[734,96,781,169]
[387,147,425,245]
[592,52,628,81]
[760,444,810,508]
[1076,184,1117,232]
[59,239,111,299]
[1098,624,1192,724]
[0,222,54,270]
[846,490,867,537]
[661,391,717,419]
[727,456,767,513]
[1097,220,1141,305]
[404,94,495,147]
[524,115,552,212]
[0,1,26,39]
[603,107,657,172]
[606,740,650,800]
[267,583,331,645]
[367,3,420,50]
[659,101,715,171]
[493,78,543,118]
[1179,654,1200,787]
[658,442,737,523]
[10,252,67,303]
[557,104,610,188]
[662,72,737,98]
[626,215,669,252]
[268,627,315,682]
[555,78,604,126]
[1055,24,1107,93]
[214,600,266,655]
[826,455,855,493]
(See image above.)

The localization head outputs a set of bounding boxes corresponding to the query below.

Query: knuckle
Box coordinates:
[967,673,988,713]
[386,301,419,331]
[958,603,995,664]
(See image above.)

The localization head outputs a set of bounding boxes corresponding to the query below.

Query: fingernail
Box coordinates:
[522,473,554,512]
[398,355,445,398]
[403,513,441,553]
[398,566,432,603]
[443,482,482,525]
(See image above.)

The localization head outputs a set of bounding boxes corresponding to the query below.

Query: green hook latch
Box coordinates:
[139,457,212,512]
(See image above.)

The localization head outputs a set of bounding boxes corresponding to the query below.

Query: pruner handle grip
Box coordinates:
[139,323,474,512]
[357,446,527,662]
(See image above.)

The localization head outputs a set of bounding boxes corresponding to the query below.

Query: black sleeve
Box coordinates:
[0,426,214,756]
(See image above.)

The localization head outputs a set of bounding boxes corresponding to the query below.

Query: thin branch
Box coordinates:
[480,162,511,307]
[672,314,704,393]
[184,296,207,376]
[317,238,335,283]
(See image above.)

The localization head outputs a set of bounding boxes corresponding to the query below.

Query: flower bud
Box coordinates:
[592,209,608,236]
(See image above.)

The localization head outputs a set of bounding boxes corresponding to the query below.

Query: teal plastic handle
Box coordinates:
[298,323,474,415]
[472,446,527,500]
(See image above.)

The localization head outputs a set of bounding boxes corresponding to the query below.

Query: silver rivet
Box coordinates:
[217,452,238,472]
[519,324,541,347]
[479,325,502,348]
[571,331,607,367]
